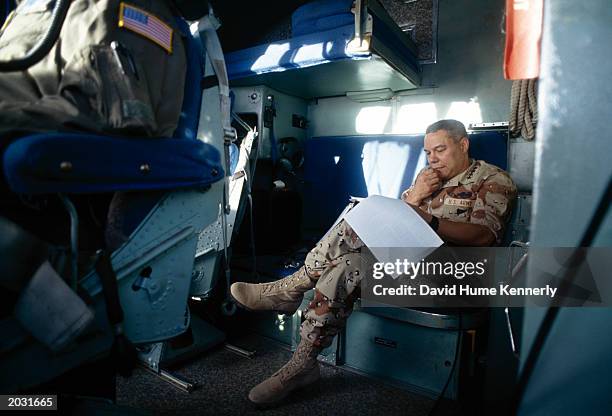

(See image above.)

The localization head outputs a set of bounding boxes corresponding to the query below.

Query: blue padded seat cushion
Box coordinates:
[292,0,353,37]
[226,0,420,87]
[302,131,508,232]
[225,24,370,81]
[0,16,223,195]
[292,0,353,26]
[293,13,354,37]
[2,133,224,194]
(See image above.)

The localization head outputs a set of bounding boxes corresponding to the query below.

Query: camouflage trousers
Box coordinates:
[298,219,376,348]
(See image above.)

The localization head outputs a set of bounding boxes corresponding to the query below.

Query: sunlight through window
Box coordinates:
[355,106,392,134]
[362,141,411,198]
[445,98,483,126]
[393,102,438,134]
[415,148,429,175]
[250,43,291,72]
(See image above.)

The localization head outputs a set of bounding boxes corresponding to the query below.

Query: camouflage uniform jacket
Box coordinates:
[411,159,517,243]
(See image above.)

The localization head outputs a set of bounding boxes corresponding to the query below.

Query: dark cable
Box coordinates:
[429,313,463,416]
[511,176,612,414]
[95,250,137,376]
[0,0,71,72]
[247,127,261,280]
[248,190,257,278]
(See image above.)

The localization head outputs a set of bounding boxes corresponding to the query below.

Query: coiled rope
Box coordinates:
[509,78,538,140]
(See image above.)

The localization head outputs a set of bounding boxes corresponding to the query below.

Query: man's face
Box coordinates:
[423,129,470,181]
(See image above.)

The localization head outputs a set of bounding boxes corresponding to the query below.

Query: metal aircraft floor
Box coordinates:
[116,333,458,415]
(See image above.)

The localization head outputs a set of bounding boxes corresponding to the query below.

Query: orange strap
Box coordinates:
[504,0,544,80]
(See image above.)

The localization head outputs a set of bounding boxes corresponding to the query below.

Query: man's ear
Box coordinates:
[460,137,469,154]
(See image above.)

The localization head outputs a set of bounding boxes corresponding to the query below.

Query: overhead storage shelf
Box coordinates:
[225,0,421,99]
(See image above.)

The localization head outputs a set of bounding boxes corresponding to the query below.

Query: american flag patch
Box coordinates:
[118,2,173,53]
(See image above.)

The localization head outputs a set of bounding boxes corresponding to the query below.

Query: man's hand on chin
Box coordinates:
[401,168,442,206]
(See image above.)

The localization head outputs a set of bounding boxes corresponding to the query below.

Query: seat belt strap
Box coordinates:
[95,251,124,327]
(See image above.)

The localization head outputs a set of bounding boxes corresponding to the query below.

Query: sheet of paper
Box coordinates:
[324,196,364,235]
[343,195,443,266]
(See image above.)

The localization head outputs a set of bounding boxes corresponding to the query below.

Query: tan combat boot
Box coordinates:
[230,268,315,314]
[248,340,321,405]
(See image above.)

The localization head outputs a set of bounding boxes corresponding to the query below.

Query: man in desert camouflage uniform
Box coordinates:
[0,0,186,137]
[231,119,517,406]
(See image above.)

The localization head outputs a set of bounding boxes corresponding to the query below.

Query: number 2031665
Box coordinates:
[0,395,57,410]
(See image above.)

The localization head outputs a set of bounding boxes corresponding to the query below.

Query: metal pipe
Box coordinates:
[231,111,253,133]
[224,343,256,359]
[140,363,197,393]
[159,369,196,393]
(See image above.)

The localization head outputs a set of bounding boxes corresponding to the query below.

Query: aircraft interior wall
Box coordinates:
[306,0,511,137]
[2,0,610,414]
[227,0,537,409]
[304,0,535,213]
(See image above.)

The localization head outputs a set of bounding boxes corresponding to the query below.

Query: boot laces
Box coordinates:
[276,341,317,382]
[261,273,303,294]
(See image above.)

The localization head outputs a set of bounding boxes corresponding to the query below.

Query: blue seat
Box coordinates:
[302,131,508,235]
[2,133,222,194]
[1,18,223,195]
[298,131,511,401]
[0,16,228,391]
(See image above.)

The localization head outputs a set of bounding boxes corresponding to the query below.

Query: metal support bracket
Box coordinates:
[347,0,373,53]
[137,342,197,393]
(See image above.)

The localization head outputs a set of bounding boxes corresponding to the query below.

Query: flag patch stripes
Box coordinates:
[118,2,173,53]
